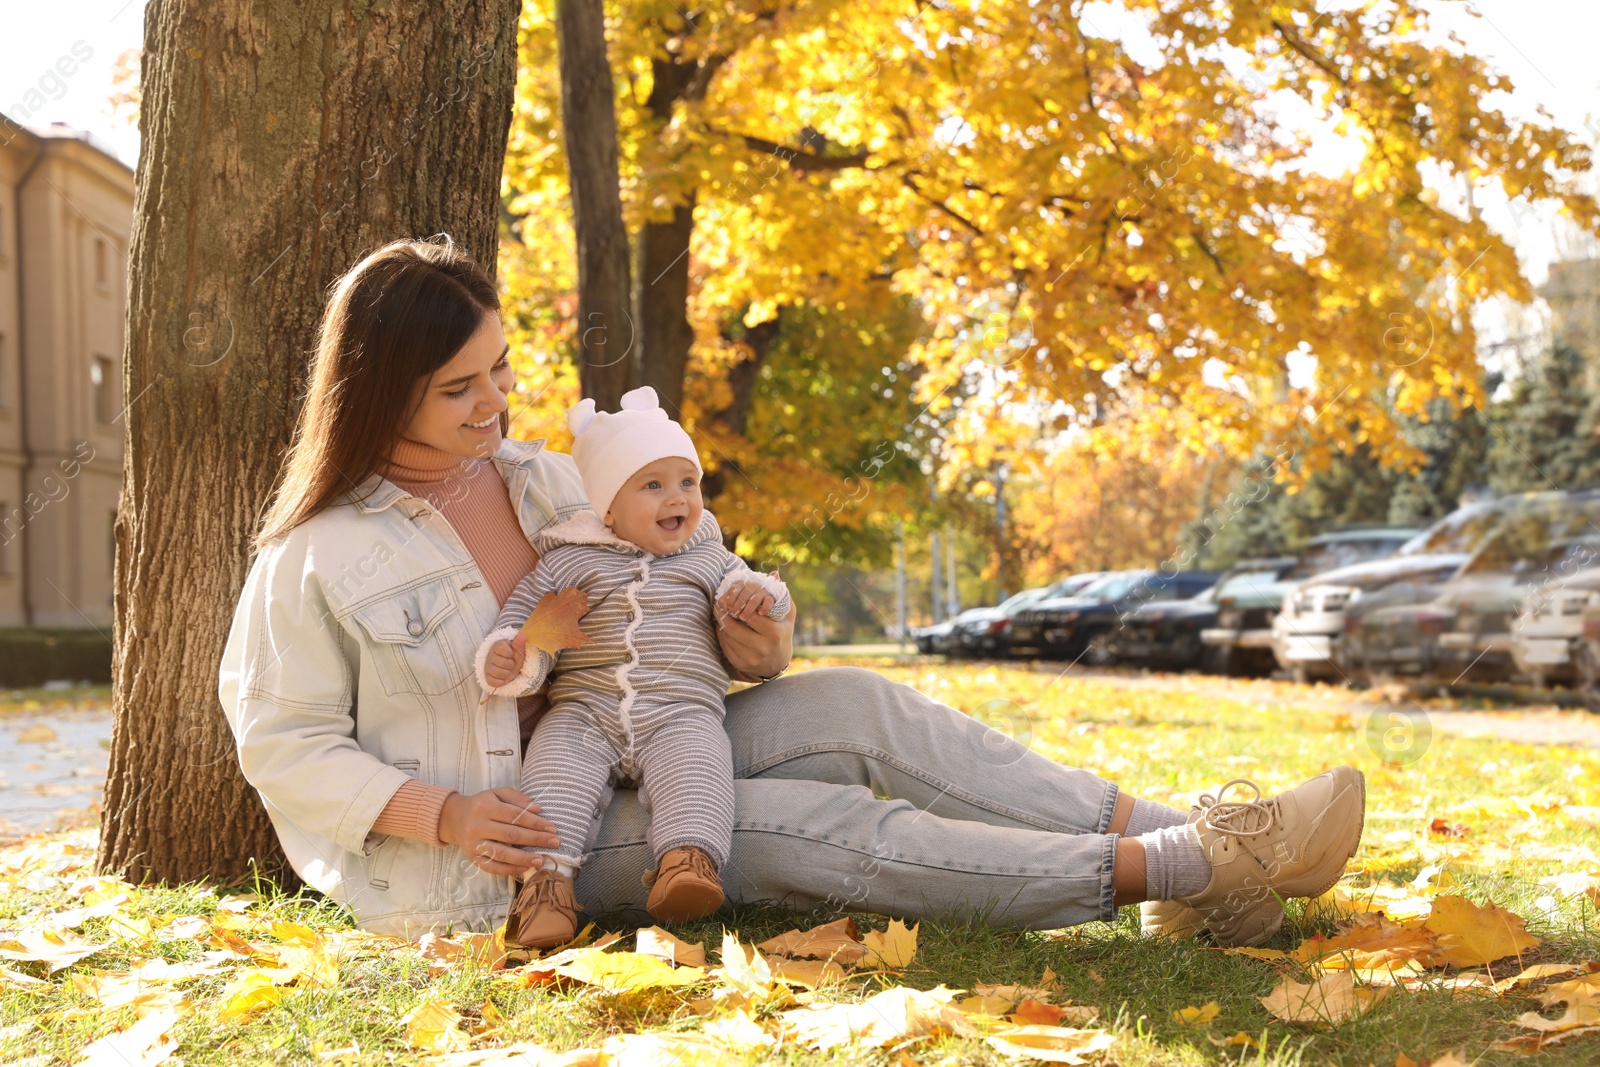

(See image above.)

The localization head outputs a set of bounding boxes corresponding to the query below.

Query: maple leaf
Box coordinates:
[519,586,593,656]
[766,955,847,989]
[1259,971,1388,1026]
[1421,895,1540,966]
[782,985,973,1049]
[984,1024,1118,1064]
[1515,973,1600,1033]
[701,1009,775,1049]
[402,999,471,1053]
[0,927,105,972]
[76,1007,181,1067]
[71,973,191,1017]
[957,993,1016,1016]
[757,917,866,964]
[216,969,284,1023]
[634,925,706,967]
[1173,1001,1222,1024]
[861,919,918,969]
[552,947,705,991]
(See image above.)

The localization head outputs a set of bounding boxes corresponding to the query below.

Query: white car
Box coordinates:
[1271,498,1516,683]
[1510,560,1600,689]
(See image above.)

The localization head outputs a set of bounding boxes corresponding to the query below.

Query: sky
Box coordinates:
[2,1,1597,283]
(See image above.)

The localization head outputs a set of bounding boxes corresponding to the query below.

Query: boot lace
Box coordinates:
[643,847,717,888]
[515,870,579,912]
[1197,779,1280,842]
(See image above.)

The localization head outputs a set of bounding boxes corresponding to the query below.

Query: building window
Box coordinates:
[92,355,117,424]
[0,503,10,576]
[95,237,109,289]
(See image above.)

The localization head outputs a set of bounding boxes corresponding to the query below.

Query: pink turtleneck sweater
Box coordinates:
[367,437,544,847]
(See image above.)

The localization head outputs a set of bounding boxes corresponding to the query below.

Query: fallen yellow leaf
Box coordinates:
[861,918,918,969]
[1258,971,1388,1026]
[985,1024,1117,1063]
[553,947,705,991]
[782,985,973,1049]
[766,955,847,989]
[0,927,104,972]
[402,999,470,1053]
[273,940,340,988]
[71,973,190,1017]
[635,925,706,967]
[1174,1001,1221,1024]
[1492,962,1585,993]
[76,1007,180,1067]
[757,917,866,964]
[957,994,1016,1016]
[702,1008,775,1049]
[1422,896,1540,967]
[216,970,283,1023]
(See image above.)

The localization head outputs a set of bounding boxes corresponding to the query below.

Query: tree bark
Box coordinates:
[702,312,781,520]
[556,0,633,408]
[636,195,696,414]
[633,49,719,415]
[100,0,521,886]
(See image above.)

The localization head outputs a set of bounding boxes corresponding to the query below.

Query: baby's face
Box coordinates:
[604,456,703,555]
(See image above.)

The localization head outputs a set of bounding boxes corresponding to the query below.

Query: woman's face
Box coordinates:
[401,312,514,458]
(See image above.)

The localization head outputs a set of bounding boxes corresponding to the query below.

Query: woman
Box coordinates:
[219,237,1366,945]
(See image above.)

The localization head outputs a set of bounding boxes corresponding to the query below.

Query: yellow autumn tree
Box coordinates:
[502,0,1597,554]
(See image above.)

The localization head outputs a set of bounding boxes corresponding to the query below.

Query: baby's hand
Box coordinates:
[484,633,528,688]
[718,581,777,623]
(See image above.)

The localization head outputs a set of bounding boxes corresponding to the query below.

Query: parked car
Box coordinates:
[912,607,995,655]
[952,573,1106,657]
[1510,547,1600,688]
[1109,558,1295,671]
[1008,569,1220,662]
[1201,528,1418,675]
[1344,491,1600,684]
[1271,499,1510,683]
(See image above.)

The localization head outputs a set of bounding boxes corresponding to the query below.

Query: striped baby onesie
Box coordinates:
[473,508,790,872]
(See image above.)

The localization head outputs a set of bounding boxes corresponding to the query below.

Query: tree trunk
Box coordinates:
[100,0,521,886]
[636,195,696,414]
[556,0,633,409]
[702,312,781,522]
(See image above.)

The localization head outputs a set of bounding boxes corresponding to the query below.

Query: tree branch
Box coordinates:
[903,172,984,236]
[730,130,876,171]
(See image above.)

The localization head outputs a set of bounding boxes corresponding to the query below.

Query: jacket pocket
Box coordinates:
[349,576,473,696]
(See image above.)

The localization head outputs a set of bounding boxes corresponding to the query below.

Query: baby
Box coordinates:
[474,386,790,949]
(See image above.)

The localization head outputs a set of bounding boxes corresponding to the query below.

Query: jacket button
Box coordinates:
[406,620,423,637]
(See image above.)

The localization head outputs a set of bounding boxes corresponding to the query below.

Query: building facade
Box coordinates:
[0,120,133,629]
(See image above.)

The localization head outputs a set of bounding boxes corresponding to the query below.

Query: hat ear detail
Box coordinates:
[619,386,659,412]
[568,398,598,436]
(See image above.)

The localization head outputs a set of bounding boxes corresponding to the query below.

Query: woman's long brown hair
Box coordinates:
[254,236,501,549]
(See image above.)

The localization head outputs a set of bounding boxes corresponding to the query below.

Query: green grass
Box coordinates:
[3,660,1598,1065]
[0,684,112,715]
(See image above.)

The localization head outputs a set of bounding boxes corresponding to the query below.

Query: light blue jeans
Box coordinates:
[575,666,1122,927]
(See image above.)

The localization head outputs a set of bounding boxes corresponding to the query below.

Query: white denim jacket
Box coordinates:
[218,438,590,938]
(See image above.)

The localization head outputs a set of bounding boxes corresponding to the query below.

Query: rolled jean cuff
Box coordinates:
[1097,781,1120,834]
[1098,833,1120,922]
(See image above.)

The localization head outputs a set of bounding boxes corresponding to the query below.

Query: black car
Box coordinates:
[1008,569,1221,662]
[952,573,1107,657]
[1109,558,1297,671]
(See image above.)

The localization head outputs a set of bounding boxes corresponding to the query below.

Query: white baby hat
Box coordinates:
[568,386,703,519]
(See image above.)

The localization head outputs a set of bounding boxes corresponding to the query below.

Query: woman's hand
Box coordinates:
[716,575,795,682]
[438,787,561,878]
